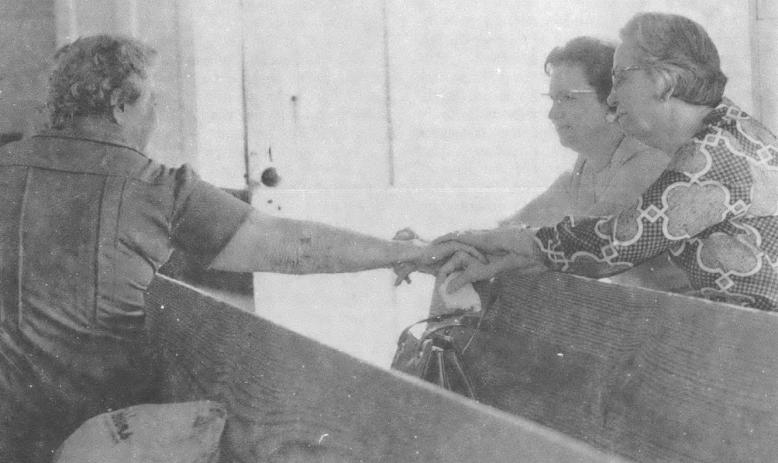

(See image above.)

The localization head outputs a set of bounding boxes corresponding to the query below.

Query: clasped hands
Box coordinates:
[393,225,542,294]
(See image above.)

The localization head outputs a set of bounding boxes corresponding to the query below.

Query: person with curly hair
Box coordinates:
[0,34,481,462]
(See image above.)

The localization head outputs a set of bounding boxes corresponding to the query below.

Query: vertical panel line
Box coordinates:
[240,3,251,191]
[749,0,763,121]
[382,0,396,187]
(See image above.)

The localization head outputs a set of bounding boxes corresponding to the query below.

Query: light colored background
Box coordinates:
[1,0,775,368]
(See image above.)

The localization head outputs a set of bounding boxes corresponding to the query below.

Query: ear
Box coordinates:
[110,89,125,122]
[658,83,675,102]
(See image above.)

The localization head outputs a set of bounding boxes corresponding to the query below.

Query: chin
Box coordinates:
[617,119,639,137]
[556,135,577,151]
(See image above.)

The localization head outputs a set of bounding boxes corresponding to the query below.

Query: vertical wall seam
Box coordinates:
[240,12,251,191]
[382,0,395,187]
[749,0,763,121]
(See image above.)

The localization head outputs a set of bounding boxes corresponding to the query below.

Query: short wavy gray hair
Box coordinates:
[47,34,157,128]
[620,12,727,107]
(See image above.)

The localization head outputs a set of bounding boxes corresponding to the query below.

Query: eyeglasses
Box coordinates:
[611,66,646,89]
[542,90,597,105]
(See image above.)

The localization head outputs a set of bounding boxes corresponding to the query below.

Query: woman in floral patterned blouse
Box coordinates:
[430,12,778,311]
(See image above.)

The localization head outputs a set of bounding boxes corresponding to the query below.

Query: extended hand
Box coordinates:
[393,240,487,286]
[436,251,514,293]
[437,250,546,293]
[433,226,536,256]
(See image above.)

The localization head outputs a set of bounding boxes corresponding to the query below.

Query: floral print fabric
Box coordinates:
[535,98,778,310]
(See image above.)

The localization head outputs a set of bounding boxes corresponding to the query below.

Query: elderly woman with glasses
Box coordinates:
[502,36,668,226]
[500,36,686,292]
[396,37,686,298]
[428,12,778,311]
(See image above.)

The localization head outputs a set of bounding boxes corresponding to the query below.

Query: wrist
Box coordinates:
[389,239,421,267]
[510,227,540,256]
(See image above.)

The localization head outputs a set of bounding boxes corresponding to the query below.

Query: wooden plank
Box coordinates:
[144,274,630,463]
[459,272,778,463]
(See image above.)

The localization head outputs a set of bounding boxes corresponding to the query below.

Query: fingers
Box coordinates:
[431,231,468,245]
[393,227,418,241]
[437,251,470,281]
[394,227,429,243]
[449,241,488,264]
[393,263,414,286]
[438,252,499,294]
[432,230,495,255]
[446,272,472,294]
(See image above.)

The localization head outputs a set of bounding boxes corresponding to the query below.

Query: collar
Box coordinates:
[701,97,741,127]
[33,117,146,156]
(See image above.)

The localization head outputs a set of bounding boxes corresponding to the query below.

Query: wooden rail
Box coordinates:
[144,274,629,463]
[458,271,778,463]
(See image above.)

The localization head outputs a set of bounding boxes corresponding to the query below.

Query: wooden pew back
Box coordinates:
[461,272,778,463]
[144,275,628,463]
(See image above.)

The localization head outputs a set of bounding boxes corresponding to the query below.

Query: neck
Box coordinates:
[648,101,713,156]
[49,116,145,152]
[73,116,144,151]
[576,125,625,172]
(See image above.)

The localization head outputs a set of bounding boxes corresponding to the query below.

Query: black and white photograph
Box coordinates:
[0,0,776,461]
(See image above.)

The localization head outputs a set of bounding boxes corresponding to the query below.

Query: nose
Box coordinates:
[548,101,562,121]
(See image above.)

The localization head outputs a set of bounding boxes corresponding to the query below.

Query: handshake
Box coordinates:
[390,225,544,295]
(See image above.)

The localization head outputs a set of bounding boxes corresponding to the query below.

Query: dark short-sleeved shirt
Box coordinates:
[0,123,252,398]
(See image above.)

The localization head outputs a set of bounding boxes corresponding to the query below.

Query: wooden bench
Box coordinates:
[144,274,629,462]
[457,271,778,463]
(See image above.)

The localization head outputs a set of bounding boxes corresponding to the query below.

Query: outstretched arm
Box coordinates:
[209,210,484,278]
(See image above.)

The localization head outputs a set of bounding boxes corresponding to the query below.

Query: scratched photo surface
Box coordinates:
[2,1,776,461]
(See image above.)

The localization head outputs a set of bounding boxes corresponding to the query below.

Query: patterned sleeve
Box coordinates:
[535,128,755,279]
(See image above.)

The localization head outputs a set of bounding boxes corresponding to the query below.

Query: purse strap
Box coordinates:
[398,309,485,347]
[394,309,486,401]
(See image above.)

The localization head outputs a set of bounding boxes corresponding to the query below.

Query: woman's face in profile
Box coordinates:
[546,64,612,153]
[608,39,666,147]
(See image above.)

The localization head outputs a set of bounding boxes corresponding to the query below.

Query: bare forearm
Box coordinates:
[210,211,413,274]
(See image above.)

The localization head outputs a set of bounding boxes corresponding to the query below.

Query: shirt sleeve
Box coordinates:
[499,170,577,227]
[535,139,754,278]
[169,165,254,264]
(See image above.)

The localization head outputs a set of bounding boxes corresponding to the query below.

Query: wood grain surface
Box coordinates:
[457,271,778,463]
[144,274,629,463]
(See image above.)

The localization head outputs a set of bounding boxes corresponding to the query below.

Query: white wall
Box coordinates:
[752,0,778,132]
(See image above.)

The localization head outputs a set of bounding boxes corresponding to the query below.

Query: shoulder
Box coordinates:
[702,98,778,158]
[677,98,778,174]
[608,136,670,185]
[612,136,670,170]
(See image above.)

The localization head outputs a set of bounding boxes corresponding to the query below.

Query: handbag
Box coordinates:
[391,310,484,401]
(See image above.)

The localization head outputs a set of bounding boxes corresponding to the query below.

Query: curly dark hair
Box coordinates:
[544,36,617,105]
[47,34,157,128]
